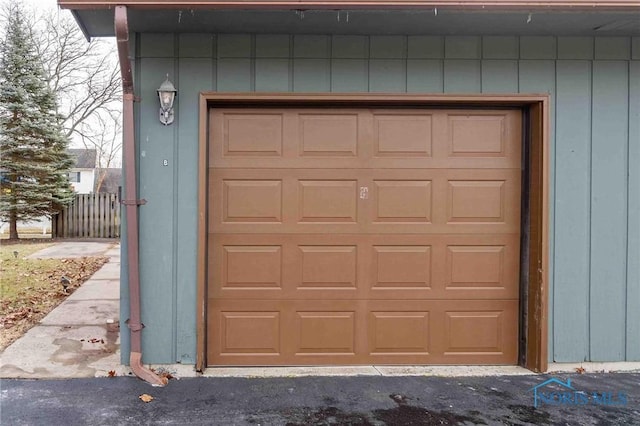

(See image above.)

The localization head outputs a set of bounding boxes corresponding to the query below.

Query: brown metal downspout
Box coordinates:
[115,5,167,387]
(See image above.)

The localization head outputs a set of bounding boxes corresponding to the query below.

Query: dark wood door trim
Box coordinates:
[196,92,549,372]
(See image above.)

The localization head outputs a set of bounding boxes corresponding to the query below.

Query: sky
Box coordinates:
[22,0,58,10]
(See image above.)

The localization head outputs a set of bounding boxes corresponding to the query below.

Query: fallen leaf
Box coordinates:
[159,371,174,380]
[107,370,116,377]
[139,394,154,403]
[576,367,586,374]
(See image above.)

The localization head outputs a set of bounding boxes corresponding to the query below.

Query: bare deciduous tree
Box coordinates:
[34,10,122,181]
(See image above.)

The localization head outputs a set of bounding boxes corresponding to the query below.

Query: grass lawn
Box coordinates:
[0,241,108,350]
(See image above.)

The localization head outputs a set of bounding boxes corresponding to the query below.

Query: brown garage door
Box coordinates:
[207,107,521,366]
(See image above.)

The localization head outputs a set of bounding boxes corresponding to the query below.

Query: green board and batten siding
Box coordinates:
[120,34,640,365]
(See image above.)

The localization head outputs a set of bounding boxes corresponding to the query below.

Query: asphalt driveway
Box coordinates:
[1,373,638,425]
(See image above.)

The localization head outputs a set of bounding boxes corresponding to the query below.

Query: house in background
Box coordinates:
[67,148,96,193]
[58,0,639,379]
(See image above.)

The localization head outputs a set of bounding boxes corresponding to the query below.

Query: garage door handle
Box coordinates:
[359,186,369,199]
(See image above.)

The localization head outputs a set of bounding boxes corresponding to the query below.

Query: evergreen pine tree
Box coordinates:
[0,3,74,240]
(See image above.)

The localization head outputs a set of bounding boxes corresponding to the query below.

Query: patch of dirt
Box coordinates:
[0,244,108,350]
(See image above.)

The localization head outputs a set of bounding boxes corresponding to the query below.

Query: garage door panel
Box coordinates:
[209,110,284,160]
[372,180,432,223]
[299,113,359,157]
[373,112,433,157]
[222,180,283,223]
[447,180,506,223]
[371,246,432,289]
[368,311,431,356]
[444,111,521,162]
[298,245,358,289]
[294,311,356,355]
[221,245,282,290]
[208,107,522,366]
[298,180,358,223]
[441,302,518,364]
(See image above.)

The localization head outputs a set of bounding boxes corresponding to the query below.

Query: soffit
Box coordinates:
[71,8,639,37]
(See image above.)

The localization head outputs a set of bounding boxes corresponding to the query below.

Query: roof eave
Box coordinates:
[56,0,640,11]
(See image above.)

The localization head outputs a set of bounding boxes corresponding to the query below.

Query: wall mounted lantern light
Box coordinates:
[157,75,177,125]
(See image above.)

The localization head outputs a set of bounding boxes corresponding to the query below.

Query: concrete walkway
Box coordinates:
[0,242,130,379]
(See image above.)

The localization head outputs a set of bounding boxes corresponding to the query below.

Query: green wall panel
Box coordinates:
[331,59,368,92]
[370,36,406,59]
[518,59,556,361]
[481,60,518,93]
[217,59,251,91]
[443,60,480,92]
[332,35,368,58]
[407,36,443,59]
[140,33,175,58]
[293,35,329,58]
[369,59,406,92]
[553,60,591,362]
[256,34,290,58]
[179,34,215,58]
[293,59,330,92]
[217,34,251,58]
[175,58,214,363]
[255,58,290,91]
[482,36,518,59]
[590,61,629,361]
[445,36,481,59]
[626,61,640,361]
[558,37,593,60]
[520,36,556,59]
[407,59,443,93]
[595,37,631,60]
[138,57,177,363]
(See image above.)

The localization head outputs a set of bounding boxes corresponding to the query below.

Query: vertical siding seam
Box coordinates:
[172,33,179,362]
[516,36,520,93]
[212,34,217,91]
[250,34,256,92]
[588,44,595,360]
[441,37,446,93]
[551,60,556,363]
[625,57,631,359]
[329,36,333,92]
[289,35,294,92]
[586,59,593,361]
[404,35,408,93]
[479,36,484,93]
[367,36,371,92]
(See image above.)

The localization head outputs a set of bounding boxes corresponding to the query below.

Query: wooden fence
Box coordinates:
[53,193,120,238]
